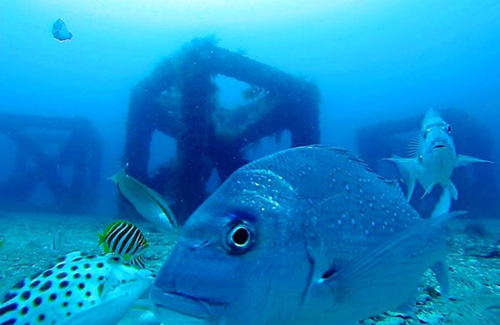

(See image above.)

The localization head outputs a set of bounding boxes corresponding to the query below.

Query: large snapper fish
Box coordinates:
[150,145,460,325]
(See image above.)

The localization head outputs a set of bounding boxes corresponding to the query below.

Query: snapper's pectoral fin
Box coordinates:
[384,156,423,201]
[456,155,493,168]
[431,260,450,299]
[320,211,466,310]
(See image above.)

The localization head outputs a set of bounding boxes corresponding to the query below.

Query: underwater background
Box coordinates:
[1,0,500,324]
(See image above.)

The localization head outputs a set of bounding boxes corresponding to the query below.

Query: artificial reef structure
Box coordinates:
[0,112,102,213]
[356,108,499,218]
[123,37,320,223]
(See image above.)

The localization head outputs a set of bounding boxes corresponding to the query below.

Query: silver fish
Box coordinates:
[52,19,73,42]
[385,108,492,202]
[110,166,177,233]
[150,145,462,325]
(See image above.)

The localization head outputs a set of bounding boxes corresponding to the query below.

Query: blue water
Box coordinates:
[1,0,499,213]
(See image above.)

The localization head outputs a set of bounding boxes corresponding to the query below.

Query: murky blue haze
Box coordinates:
[0,0,499,214]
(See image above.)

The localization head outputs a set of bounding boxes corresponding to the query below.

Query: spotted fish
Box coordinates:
[150,145,463,325]
[0,252,153,325]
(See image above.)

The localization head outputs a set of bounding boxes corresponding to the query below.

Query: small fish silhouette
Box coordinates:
[52,18,73,42]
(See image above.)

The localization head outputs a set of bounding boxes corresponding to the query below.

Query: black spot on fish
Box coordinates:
[49,293,57,301]
[13,279,25,289]
[21,306,29,315]
[33,297,42,307]
[78,283,85,290]
[1,319,16,325]
[77,302,83,307]
[66,312,71,317]
[73,273,80,279]
[98,276,104,281]
[65,291,72,297]
[38,314,45,321]
[96,262,104,268]
[87,255,96,259]
[2,292,17,303]
[56,263,65,270]
[29,280,40,289]
[85,291,91,297]
[42,270,53,278]
[72,258,83,262]
[21,291,31,300]
[56,272,67,279]
[40,281,52,292]
[83,263,90,269]
[0,303,18,316]
[322,265,338,280]
[70,266,78,271]
[59,281,69,289]
[62,302,68,308]
[85,274,91,280]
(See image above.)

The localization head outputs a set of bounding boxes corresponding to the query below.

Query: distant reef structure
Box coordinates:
[123,37,320,223]
[0,111,102,213]
[356,108,499,218]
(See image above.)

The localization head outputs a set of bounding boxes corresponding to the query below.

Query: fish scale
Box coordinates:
[0,252,153,325]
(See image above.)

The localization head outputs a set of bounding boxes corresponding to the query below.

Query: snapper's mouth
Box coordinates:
[150,284,226,322]
[433,144,447,150]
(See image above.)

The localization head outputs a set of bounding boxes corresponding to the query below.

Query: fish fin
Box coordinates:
[100,269,121,298]
[420,182,436,199]
[109,163,129,183]
[431,260,450,299]
[431,186,453,217]
[407,135,421,158]
[448,181,458,200]
[102,242,110,254]
[384,156,422,201]
[455,155,493,168]
[97,232,106,246]
[321,211,466,311]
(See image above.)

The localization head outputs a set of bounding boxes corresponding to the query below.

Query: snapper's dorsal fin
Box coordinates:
[310,145,385,177]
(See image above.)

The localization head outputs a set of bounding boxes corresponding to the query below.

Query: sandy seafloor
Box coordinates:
[0,212,499,325]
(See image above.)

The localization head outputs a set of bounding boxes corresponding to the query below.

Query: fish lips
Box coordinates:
[432,143,449,150]
[150,284,227,322]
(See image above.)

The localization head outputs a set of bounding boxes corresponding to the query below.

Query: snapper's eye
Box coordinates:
[447,125,452,133]
[226,223,254,254]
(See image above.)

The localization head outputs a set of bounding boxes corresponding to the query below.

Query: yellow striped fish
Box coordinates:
[98,221,148,264]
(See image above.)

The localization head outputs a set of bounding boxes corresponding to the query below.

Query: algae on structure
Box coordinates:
[122,37,321,223]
